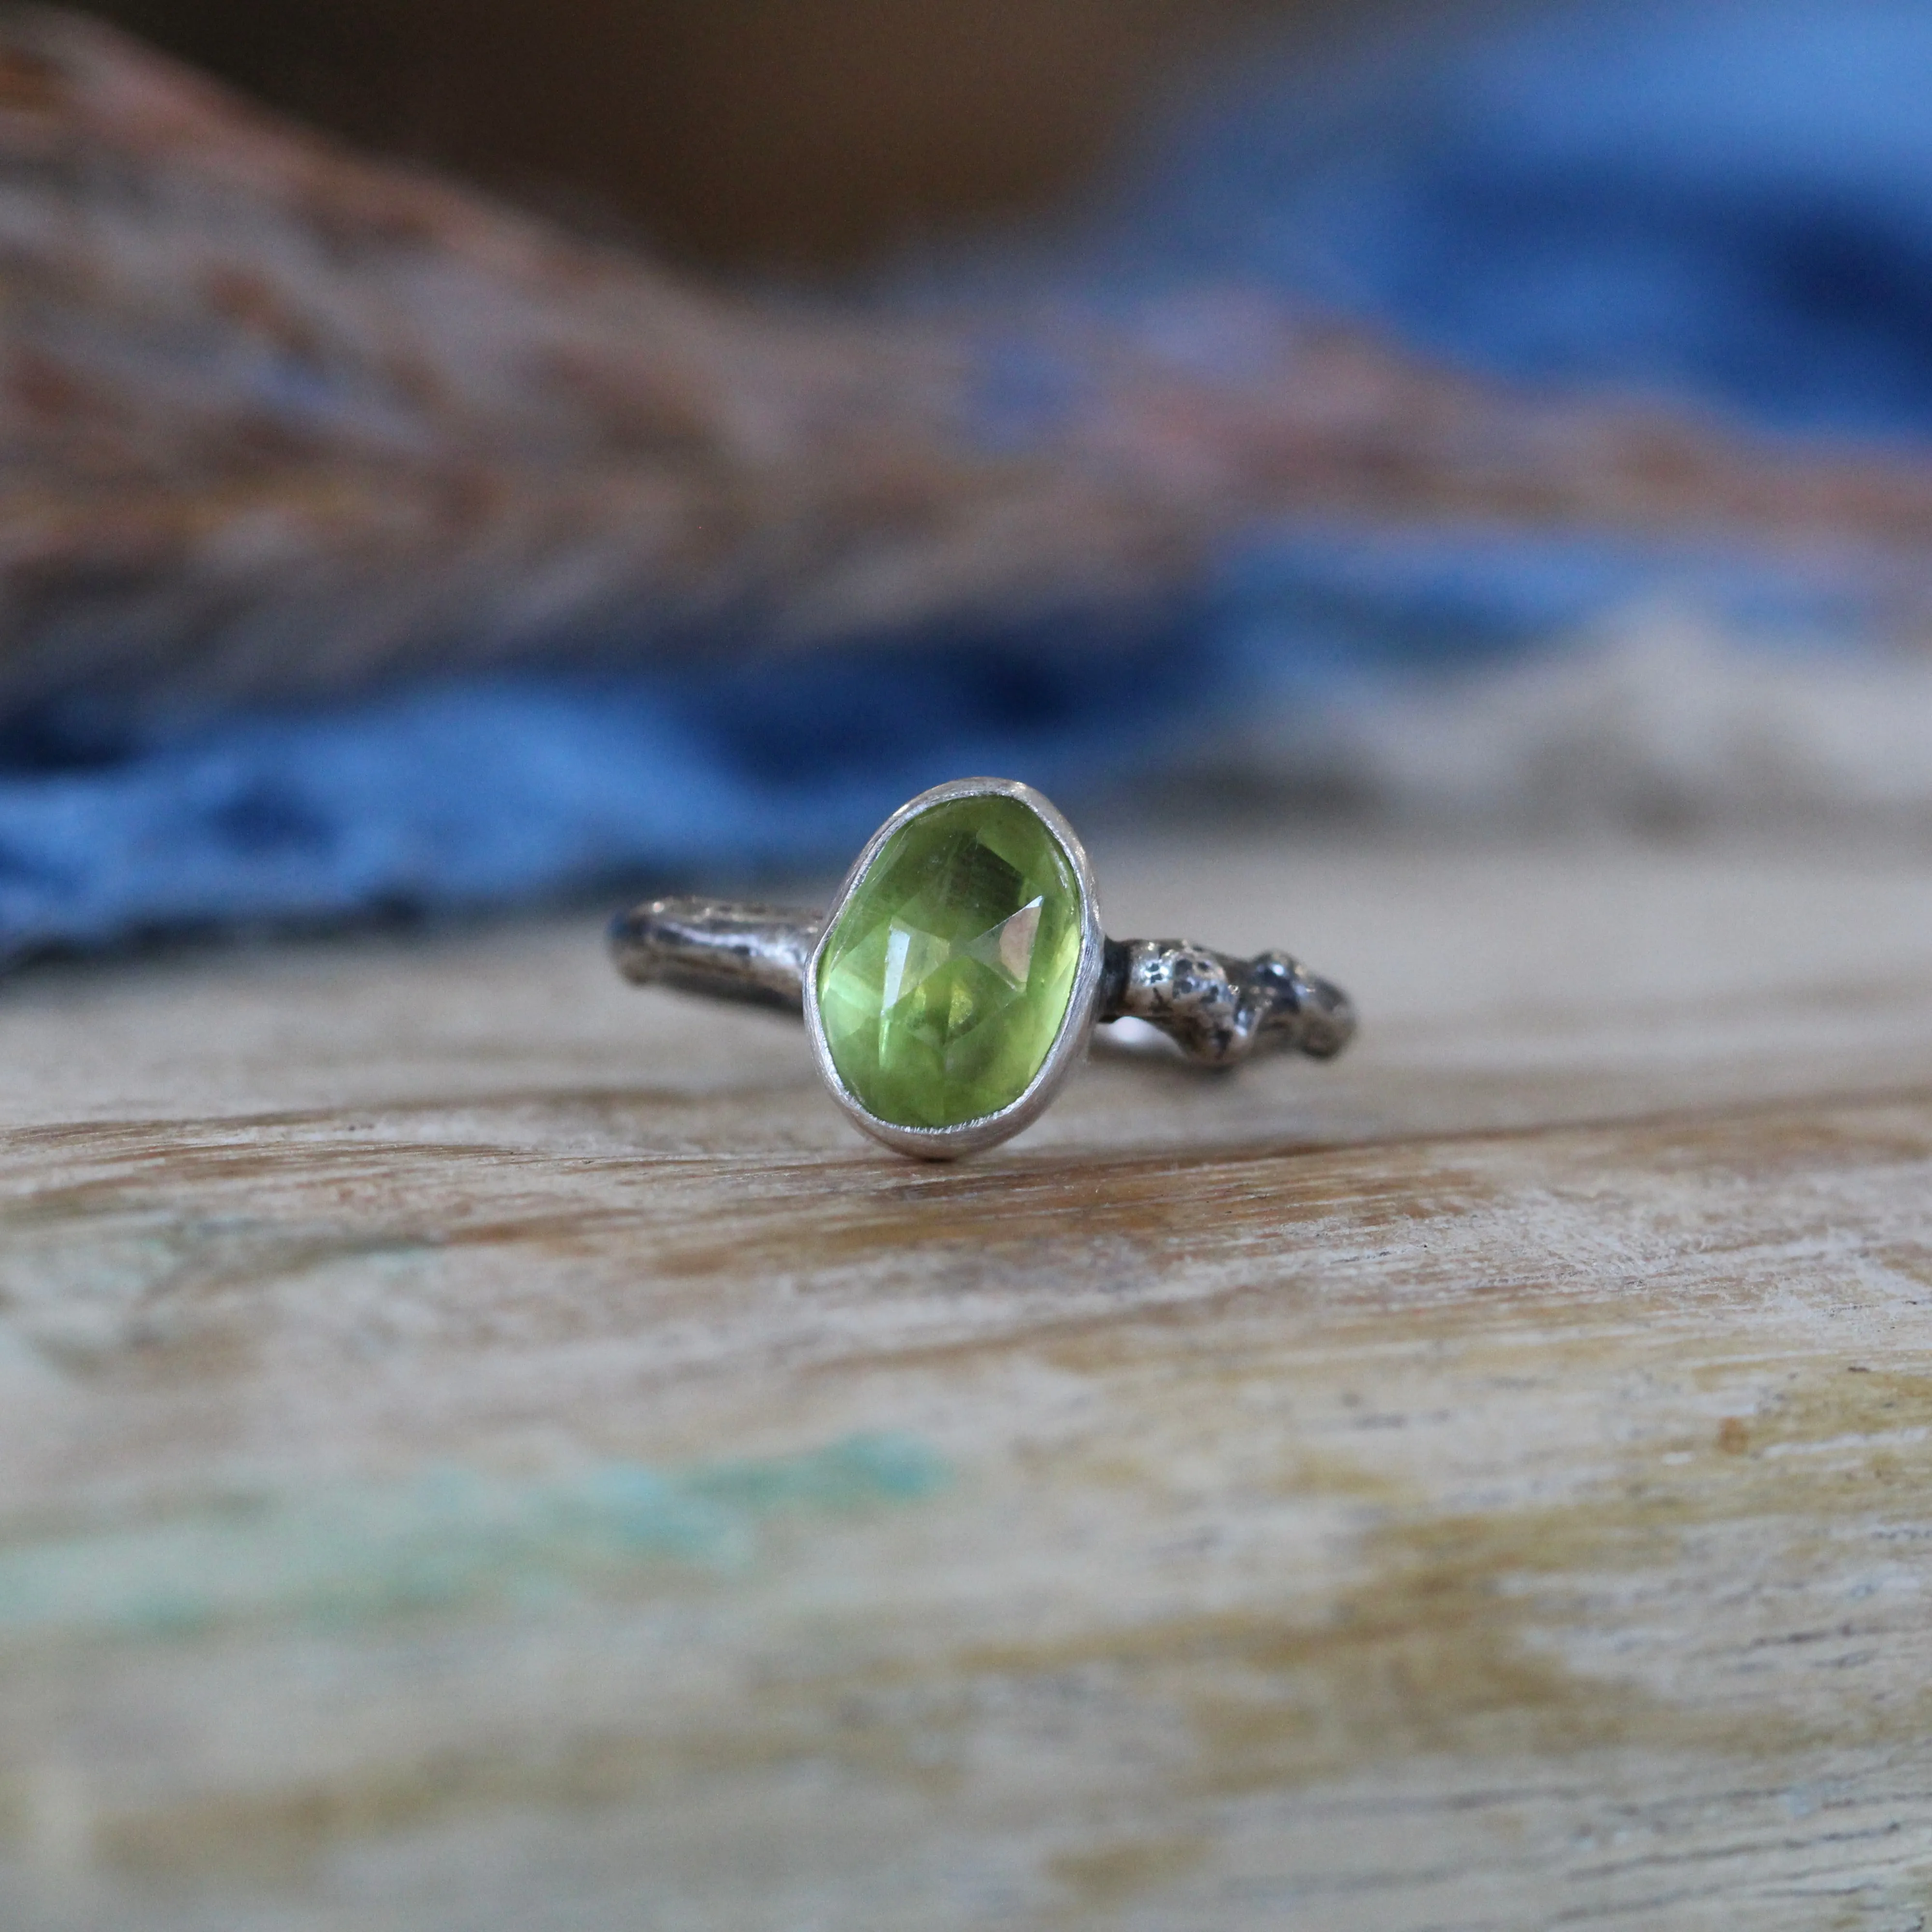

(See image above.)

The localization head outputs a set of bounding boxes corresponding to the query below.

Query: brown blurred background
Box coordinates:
[74,0,1358,269]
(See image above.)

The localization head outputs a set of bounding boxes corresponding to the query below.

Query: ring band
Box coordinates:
[610,778,1356,1159]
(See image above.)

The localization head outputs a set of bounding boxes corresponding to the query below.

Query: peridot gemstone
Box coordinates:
[815,793,1085,1129]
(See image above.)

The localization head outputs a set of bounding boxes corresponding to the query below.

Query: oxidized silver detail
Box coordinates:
[1096,939,1356,1066]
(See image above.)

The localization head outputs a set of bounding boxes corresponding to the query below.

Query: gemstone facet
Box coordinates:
[815,793,1086,1130]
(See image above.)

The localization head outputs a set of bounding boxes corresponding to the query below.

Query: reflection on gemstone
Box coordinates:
[816,795,1083,1130]
[978,895,1043,985]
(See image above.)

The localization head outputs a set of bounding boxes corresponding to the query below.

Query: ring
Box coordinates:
[610,778,1357,1159]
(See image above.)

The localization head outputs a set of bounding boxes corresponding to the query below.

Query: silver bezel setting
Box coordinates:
[803,777,1106,1160]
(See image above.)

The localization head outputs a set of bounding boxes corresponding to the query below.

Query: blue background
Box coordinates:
[8,0,1930,955]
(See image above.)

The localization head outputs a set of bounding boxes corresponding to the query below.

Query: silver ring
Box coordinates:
[610,777,1356,1160]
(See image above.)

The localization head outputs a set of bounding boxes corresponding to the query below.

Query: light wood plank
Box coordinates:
[1,837,1930,1930]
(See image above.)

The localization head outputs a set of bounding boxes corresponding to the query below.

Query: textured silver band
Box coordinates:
[611,897,1356,1069]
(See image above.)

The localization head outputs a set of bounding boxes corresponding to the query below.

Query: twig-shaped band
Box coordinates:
[611,898,1355,1067]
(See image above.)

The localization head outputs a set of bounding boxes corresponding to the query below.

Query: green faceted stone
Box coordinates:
[816,793,1085,1130]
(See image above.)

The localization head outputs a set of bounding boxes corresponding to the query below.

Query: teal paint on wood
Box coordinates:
[0,1435,950,1645]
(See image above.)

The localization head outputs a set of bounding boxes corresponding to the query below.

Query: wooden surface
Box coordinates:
[2,833,1932,1929]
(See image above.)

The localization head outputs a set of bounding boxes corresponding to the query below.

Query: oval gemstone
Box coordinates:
[815,793,1085,1129]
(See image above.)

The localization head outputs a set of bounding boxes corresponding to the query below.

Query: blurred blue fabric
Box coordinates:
[7,0,1932,953]
[1105,0,1932,438]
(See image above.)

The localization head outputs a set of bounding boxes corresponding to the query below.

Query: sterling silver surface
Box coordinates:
[611,899,820,1013]
[611,777,1357,1159]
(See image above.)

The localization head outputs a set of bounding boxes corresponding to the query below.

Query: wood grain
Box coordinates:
[1,835,1931,1929]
